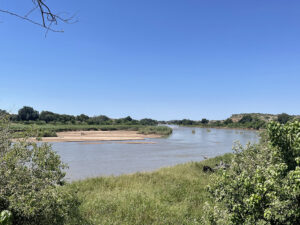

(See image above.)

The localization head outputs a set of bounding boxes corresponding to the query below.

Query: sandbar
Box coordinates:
[26,130,161,143]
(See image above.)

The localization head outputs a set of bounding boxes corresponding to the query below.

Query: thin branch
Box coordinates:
[0,0,77,34]
[25,6,38,18]
[0,9,63,33]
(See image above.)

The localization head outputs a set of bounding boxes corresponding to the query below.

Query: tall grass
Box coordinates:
[138,126,173,136]
[67,154,232,225]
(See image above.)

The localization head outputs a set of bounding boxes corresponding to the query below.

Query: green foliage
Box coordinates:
[138,126,172,136]
[238,114,253,123]
[0,210,12,225]
[0,110,8,117]
[201,118,209,124]
[37,129,58,137]
[277,113,292,124]
[0,119,80,225]
[139,118,158,126]
[204,121,300,224]
[88,115,111,125]
[10,123,172,137]
[18,106,39,121]
[8,106,164,128]
[76,114,89,122]
[223,118,233,125]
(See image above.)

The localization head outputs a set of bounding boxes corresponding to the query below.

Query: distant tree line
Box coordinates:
[3,106,159,126]
[168,118,210,126]
[167,113,298,130]
[1,106,297,129]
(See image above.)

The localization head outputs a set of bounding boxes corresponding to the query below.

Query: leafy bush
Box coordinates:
[0,210,12,225]
[37,129,57,137]
[204,121,300,224]
[0,118,80,225]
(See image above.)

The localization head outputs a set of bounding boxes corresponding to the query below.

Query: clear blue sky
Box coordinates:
[0,0,299,120]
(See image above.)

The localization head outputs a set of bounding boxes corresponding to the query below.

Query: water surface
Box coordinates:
[53,126,259,181]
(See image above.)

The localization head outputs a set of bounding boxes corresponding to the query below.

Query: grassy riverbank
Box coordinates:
[67,154,232,225]
[10,123,172,138]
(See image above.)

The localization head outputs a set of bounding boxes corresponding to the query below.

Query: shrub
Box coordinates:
[0,118,80,225]
[203,121,300,224]
[0,210,12,225]
[37,129,57,137]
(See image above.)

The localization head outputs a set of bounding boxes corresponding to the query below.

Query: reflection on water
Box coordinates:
[52,127,259,181]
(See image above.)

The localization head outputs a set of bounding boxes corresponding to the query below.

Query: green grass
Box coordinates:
[67,154,232,225]
[138,126,173,136]
[10,123,172,137]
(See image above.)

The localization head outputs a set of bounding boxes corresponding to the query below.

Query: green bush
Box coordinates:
[37,129,58,137]
[204,121,300,224]
[0,210,12,225]
[0,118,80,225]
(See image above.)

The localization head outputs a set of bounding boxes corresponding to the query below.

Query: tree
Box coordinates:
[238,114,253,123]
[204,121,300,224]
[87,115,111,125]
[0,117,80,225]
[124,116,133,122]
[0,0,76,34]
[76,114,89,122]
[201,118,209,124]
[140,118,158,126]
[223,118,233,125]
[180,119,195,126]
[18,106,39,121]
[277,113,291,124]
[39,111,56,123]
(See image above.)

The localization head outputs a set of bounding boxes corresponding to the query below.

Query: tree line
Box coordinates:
[0,106,158,126]
[1,107,296,129]
[165,113,297,130]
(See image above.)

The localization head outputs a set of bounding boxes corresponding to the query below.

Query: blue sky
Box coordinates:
[0,0,299,120]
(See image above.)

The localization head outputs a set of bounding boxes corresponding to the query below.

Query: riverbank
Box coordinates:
[66,153,232,224]
[26,130,162,142]
[180,124,262,131]
[10,123,173,140]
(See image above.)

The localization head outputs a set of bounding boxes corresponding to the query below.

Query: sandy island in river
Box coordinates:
[28,130,162,143]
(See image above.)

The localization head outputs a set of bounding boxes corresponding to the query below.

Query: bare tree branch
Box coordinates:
[0,9,63,33]
[0,0,77,35]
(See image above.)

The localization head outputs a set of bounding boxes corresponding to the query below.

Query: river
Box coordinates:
[52,126,259,181]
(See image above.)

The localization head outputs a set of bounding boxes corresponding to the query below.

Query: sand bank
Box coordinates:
[28,130,161,142]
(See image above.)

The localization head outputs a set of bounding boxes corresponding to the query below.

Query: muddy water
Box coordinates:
[52,126,259,181]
